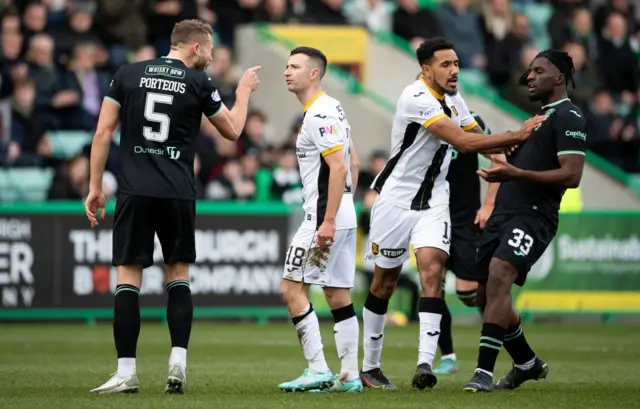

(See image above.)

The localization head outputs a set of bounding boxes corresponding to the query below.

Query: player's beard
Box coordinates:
[193,54,209,71]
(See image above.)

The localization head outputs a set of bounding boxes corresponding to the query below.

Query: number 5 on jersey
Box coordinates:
[143,92,173,142]
[508,228,534,257]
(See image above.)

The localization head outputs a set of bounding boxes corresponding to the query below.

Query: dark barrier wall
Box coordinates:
[0,202,293,321]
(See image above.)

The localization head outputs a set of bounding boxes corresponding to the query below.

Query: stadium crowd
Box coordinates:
[0,0,639,203]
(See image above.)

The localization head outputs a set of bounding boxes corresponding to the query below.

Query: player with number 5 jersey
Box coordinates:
[85,19,261,395]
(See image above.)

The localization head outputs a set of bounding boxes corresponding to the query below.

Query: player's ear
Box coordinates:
[556,73,565,86]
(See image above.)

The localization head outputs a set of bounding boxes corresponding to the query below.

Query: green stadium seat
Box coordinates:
[521,3,553,51]
[0,169,19,202]
[6,167,54,202]
[45,131,93,159]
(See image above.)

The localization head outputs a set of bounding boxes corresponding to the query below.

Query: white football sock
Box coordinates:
[476,368,493,378]
[334,315,359,381]
[362,306,386,372]
[418,312,442,366]
[514,357,536,371]
[441,353,456,361]
[294,309,329,373]
[169,346,187,370]
[117,358,136,377]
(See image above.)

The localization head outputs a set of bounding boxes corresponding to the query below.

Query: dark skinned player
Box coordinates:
[463,49,587,392]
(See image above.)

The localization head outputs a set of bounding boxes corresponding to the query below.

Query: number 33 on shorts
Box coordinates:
[507,228,534,257]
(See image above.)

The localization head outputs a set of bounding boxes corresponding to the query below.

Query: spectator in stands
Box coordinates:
[306,0,348,25]
[238,109,267,155]
[27,34,79,130]
[259,144,277,169]
[343,0,393,32]
[144,0,198,57]
[356,149,387,201]
[598,12,639,98]
[594,0,636,39]
[209,45,239,107]
[206,158,257,200]
[270,145,302,204]
[436,0,486,69]
[551,7,598,59]
[480,0,514,46]
[132,44,157,62]
[1,10,20,34]
[255,0,300,24]
[393,0,442,49]
[60,43,110,131]
[47,153,89,200]
[485,12,531,88]
[4,78,50,167]
[563,41,598,108]
[238,147,260,200]
[584,89,621,162]
[51,6,103,66]
[94,0,148,69]
[21,2,47,46]
[0,29,24,99]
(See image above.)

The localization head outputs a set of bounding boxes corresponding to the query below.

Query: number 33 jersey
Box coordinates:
[105,57,223,200]
[296,92,357,231]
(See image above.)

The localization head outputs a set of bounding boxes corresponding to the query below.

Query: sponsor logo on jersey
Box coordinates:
[145,65,186,79]
[565,130,586,140]
[420,107,438,117]
[134,146,181,160]
[371,242,379,256]
[381,248,406,258]
[413,92,425,97]
[314,114,327,119]
[450,105,459,116]
[211,90,221,102]
[318,125,337,137]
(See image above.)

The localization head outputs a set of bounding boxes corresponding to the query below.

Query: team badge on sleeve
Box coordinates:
[211,90,221,102]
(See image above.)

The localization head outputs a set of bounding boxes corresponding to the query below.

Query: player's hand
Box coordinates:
[238,66,261,92]
[517,115,547,141]
[474,204,493,229]
[85,190,106,228]
[316,220,336,251]
[307,246,329,272]
[477,157,521,183]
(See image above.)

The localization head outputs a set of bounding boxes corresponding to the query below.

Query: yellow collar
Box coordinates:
[304,92,325,112]
[420,77,444,101]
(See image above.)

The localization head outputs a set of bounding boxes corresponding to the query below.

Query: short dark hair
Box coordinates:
[416,37,455,66]
[290,46,328,78]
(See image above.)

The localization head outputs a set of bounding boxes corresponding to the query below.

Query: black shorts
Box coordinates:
[445,223,479,281]
[112,194,196,268]
[475,213,555,286]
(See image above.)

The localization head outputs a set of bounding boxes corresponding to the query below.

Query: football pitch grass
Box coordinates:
[1,321,638,408]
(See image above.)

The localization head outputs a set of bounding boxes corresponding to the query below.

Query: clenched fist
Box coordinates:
[238,66,261,92]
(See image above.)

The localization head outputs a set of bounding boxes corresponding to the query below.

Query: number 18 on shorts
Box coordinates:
[282,227,357,289]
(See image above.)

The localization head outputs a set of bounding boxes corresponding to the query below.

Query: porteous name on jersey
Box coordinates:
[139,64,187,94]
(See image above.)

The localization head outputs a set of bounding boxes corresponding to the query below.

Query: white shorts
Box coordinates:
[282,226,357,288]
[366,198,451,269]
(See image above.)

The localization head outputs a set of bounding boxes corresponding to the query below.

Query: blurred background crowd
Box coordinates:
[0,0,639,203]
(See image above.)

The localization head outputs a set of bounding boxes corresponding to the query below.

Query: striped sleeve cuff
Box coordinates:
[103,96,121,107]
[321,144,344,157]
[462,121,478,131]
[423,113,446,128]
[557,150,586,156]
[207,104,224,119]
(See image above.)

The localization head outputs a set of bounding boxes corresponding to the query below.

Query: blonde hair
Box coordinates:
[170,19,213,48]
